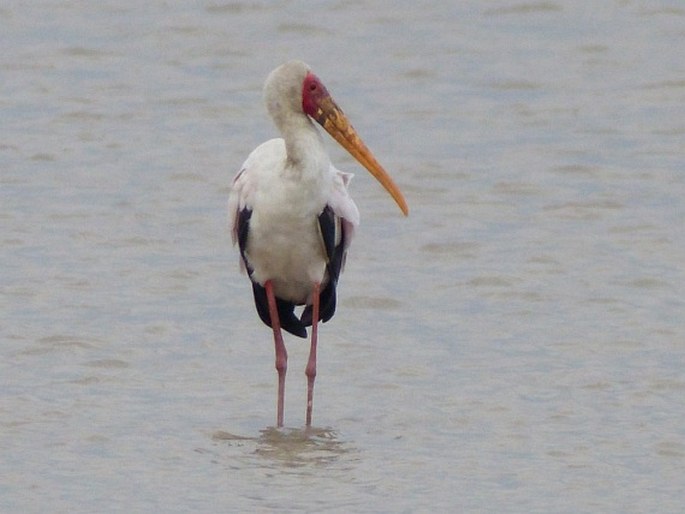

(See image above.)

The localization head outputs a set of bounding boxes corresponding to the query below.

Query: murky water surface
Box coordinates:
[2,1,684,512]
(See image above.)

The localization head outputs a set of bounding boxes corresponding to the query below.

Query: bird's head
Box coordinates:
[265,60,408,216]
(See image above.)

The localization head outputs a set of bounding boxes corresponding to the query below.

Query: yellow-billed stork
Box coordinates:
[228,60,408,427]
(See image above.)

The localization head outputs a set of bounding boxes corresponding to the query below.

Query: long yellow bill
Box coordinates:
[306,78,409,216]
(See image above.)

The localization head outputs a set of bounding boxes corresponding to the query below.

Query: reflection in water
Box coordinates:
[212,426,352,468]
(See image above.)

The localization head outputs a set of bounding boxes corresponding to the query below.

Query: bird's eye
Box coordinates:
[309,82,317,92]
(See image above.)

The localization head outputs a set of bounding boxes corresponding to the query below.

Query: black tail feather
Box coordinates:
[246,205,345,339]
[300,279,337,327]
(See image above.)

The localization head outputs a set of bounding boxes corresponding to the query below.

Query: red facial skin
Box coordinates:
[302,72,332,122]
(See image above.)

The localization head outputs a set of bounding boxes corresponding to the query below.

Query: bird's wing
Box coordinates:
[228,139,286,274]
[228,167,253,245]
[304,168,360,325]
[227,166,253,274]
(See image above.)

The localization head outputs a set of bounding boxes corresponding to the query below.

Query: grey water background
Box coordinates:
[2,1,684,512]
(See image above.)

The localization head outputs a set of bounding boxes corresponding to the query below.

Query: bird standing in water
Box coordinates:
[228,60,408,427]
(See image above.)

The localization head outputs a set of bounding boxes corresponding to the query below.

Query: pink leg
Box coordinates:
[265,280,286,428]
[305,283,320,426]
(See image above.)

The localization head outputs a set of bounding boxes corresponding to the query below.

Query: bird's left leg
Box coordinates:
[305,282,320,427]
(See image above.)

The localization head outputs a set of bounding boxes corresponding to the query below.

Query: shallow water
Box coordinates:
[2,1,684,512]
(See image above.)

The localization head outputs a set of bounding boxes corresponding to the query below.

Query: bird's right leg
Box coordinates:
[265,280,287,428]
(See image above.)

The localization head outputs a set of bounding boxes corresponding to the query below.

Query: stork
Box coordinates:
[227,60,408,427]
